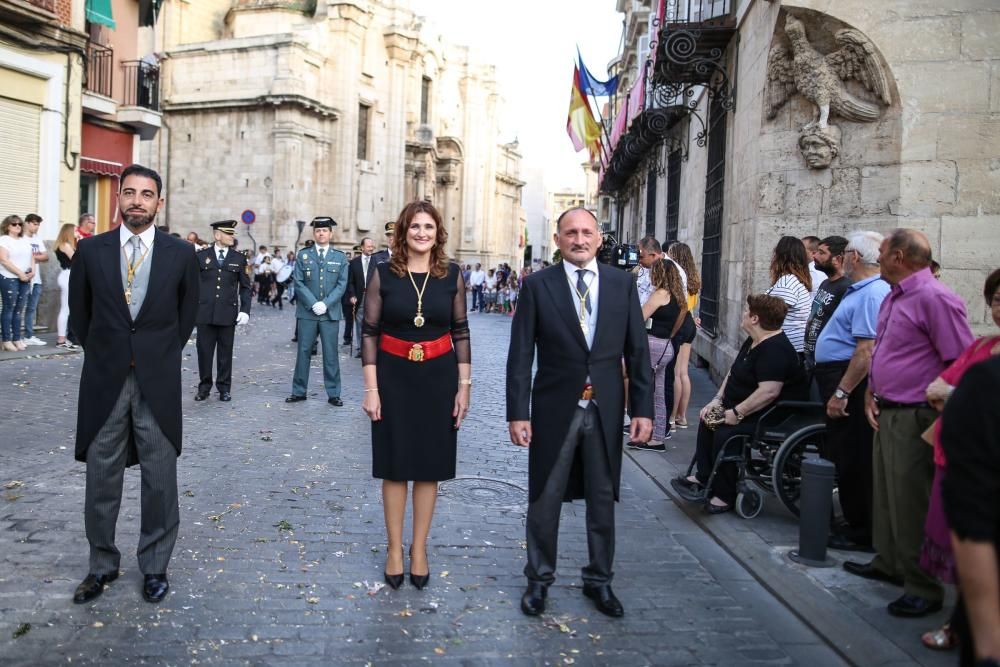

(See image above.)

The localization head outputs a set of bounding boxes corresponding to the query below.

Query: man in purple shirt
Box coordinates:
[843,229,974,619]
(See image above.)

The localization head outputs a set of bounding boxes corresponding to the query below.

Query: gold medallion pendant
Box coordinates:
[413,314,425,328]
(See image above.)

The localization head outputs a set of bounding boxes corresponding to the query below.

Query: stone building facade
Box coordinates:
[141,0,524,267]
[601,0,1000,376]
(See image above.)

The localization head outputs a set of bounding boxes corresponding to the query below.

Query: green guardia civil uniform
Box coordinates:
[290,223,349,399]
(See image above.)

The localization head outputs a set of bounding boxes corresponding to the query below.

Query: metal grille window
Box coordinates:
[357,103,370,161]
[664,150,681,244]
[645,169,657,236]
[700,95,728,336]
[420,77,431,125]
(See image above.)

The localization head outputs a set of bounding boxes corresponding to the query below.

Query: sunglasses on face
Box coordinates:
[9,222,22,227]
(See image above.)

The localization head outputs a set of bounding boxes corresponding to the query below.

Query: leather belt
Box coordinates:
[581,384,594,401]
[379,332,452,362]
[874,395,931,410]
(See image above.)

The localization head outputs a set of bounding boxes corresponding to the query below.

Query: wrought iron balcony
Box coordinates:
[653,0,736,89]
[85,41,113,98]
[121,60,160,111]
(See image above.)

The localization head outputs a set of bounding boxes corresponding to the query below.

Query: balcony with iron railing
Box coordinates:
[654,0,736,87]
[84,41,114,99]
[117,59,162,139]
[121,60,160,112]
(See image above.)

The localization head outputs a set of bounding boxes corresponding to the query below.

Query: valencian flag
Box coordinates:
[566,66,603,160]
[576,47,619,97]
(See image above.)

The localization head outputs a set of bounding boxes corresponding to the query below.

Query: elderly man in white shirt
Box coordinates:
[635,236,686,306]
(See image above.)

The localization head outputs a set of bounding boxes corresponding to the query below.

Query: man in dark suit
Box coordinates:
[194,220,252,402]
[69,164,199,605]
[506,207,654,619]
[345,236,376,358]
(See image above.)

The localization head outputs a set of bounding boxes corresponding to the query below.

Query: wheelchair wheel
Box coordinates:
[736,489,763,519]
[771,425,830,517]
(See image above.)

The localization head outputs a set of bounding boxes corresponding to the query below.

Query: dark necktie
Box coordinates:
[218,249,225,266]
[576,269,592,314]
[319,249,326,262]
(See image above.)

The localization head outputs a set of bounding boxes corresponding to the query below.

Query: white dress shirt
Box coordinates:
[564,258,600,408]
[119,223,156,254]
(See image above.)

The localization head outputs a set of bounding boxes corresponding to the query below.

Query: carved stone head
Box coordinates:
[798,124,842,169]
[784,14,807,44]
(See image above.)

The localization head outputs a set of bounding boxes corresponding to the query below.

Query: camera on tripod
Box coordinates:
[597,234,639,271]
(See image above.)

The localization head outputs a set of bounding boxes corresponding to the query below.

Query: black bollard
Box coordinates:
[789,458,836,568]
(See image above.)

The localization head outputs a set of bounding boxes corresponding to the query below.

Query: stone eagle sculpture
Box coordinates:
[766,14,891,130]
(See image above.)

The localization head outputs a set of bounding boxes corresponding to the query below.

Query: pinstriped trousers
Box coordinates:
[85,370,179,575]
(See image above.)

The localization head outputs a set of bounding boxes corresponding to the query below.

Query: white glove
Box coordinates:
[236,312,249,326]
[311,301,328,316]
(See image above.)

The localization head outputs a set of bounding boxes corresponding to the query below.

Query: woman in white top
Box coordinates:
[765,236,813,354]
[0,215,36,351]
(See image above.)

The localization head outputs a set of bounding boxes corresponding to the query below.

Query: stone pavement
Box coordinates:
[0,303,845,666]
[626,368,955,667]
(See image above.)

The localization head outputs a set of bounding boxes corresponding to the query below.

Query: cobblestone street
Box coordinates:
[0,305,844,666]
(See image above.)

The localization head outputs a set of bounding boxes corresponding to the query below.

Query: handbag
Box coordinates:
[702,404,726,431]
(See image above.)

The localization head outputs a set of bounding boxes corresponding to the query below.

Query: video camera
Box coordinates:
[596,234,639,271]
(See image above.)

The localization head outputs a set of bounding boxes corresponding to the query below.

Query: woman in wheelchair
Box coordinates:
[672,294,808,514]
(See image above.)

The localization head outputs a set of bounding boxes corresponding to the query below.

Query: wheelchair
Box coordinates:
[675,401,831,519]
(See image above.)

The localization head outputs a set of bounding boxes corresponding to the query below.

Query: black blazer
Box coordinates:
[345,254,376,302]
[506,262,653,503]
[69,228,200,464]
[195,246,252,325]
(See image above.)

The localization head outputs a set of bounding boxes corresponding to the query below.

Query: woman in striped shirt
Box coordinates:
[765,236,813,354]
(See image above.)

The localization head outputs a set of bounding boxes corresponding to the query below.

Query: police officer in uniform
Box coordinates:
[195,221,252,402]
[287,216,349,406]
[371,221,394,265]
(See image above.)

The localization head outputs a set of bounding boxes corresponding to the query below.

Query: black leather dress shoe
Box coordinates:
[143,573,169,603]
[843,560,903,585]
[73,571,119,604]
[705,501,733,515]
[828,533,875,553]
[583,584,624,618]
[194,392,209,402]
[285,395,306,403]
[521,582,548,616]
[888,594,943,618]
[328,397,343,406]
[219,392,231,402]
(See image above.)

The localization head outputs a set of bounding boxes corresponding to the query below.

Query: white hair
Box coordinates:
[847,231,883,266]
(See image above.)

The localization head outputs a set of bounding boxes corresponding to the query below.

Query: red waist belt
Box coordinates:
[380,332,453,362]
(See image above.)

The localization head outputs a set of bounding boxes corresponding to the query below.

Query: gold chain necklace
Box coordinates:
[568,275,593,335]
[122,242,152,306]
[407,269,431,327]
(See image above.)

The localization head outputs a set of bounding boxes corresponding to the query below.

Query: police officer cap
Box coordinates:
[352,243,362,252]
[211,220,238,235]
[384,221,396,235]
[311,216,336,229]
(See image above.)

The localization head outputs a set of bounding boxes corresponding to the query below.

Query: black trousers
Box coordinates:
[525,404,615,587]
[813,361,874,542]
[271,282,285,308]
[694,420,757,504]
[196,323,235,394]
[257,274,272,303]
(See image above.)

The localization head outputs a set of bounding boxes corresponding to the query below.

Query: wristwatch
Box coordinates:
[834,387,850,400]
[732,407,745,422]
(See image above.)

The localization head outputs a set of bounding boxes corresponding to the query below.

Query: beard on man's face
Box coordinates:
[121,207,156,228]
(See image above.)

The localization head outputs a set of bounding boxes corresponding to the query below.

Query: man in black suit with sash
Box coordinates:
[345,236,376,358]
[69,164,199,605]
[506,207,653,618]
[194,220,252,401]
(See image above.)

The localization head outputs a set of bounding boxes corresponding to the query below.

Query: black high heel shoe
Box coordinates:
[384,547,404,590]
[409,546,430,590]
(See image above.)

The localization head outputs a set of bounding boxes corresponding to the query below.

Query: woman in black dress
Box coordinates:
[361,201,471,590]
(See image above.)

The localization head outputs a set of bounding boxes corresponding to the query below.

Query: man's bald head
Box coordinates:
[887,228,932,269]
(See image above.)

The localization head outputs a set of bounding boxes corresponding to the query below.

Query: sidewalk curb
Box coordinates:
[626,447,922,667]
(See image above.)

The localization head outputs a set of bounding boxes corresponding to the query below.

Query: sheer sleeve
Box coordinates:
[361,266,382,366]
[451,266,471,363]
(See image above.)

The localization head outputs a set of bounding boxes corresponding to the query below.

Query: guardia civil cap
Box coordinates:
[311,216,336,229]
[384,221,396,235]
[210,220,238,235]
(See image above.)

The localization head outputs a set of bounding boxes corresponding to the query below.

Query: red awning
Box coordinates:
[80,157,123,176]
